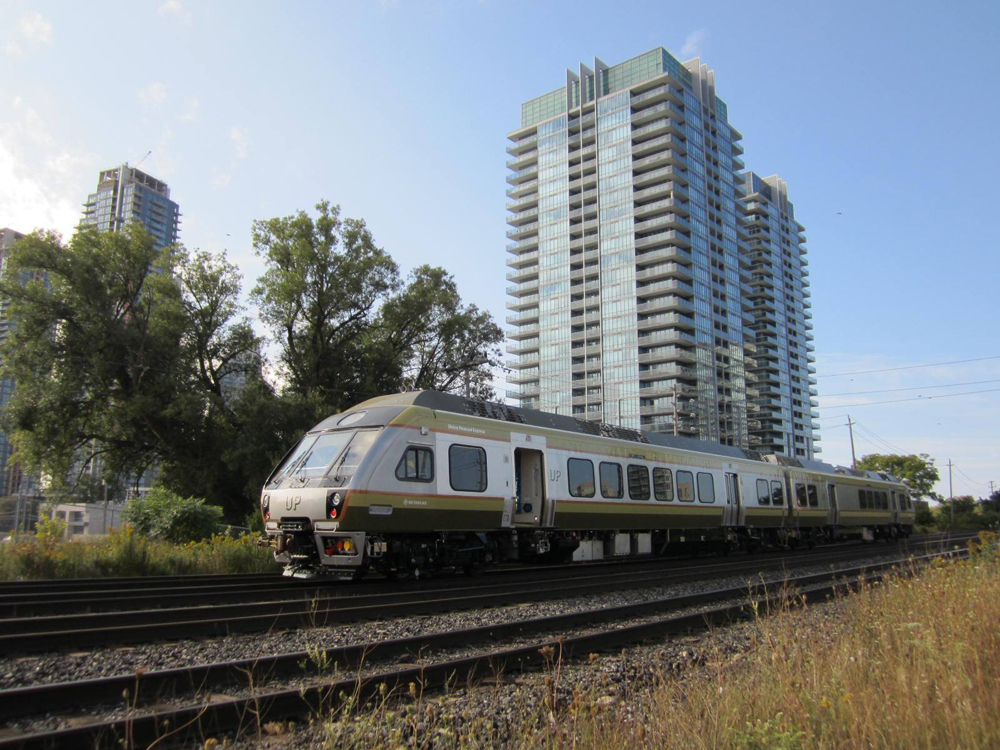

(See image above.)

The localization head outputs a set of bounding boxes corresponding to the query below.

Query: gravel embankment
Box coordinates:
[0,554,889,691]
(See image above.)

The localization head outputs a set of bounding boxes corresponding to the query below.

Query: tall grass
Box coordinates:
[308,534,1000,749]
[0,523,278,580]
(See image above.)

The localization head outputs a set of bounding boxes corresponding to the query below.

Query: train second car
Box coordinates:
[260,391,914,579]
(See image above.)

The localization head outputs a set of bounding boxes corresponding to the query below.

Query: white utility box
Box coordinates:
[572,539,604,562]
[631,532,652,555]
[604,532,631,557]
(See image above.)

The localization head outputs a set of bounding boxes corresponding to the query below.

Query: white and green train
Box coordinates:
[260,391,915,579]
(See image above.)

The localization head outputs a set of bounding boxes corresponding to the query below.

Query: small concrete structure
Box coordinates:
[49,503,125,537]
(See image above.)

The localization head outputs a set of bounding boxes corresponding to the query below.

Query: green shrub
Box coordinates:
[123,487,223,543]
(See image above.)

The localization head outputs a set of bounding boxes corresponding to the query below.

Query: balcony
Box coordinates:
[637,278,695,298]
[631,116,684,143]
[506,179,538,199]
[506,340,539,355]
[635,261,693,282]
[631,100,685,127]
[636,295,693,315]
[639,347,696,365]
[506,308,539,325]
[634,229,692,251]
[506,207,539,227]
[637,312,696,332]
[505,221,539,240]
[506,166,539,186]
[506,236,539,253]
[506,293,539,311]
[507,324,540,340]
[506,133,538,155]
[632,133,686,159]
[634,212,691,235]
[506,192,539,213]
[633,164,688,189]
[506,279,539,297]
[505,266,538,284]
[633,196,689,220]
[506,250,538,268]
[506,151,538,171]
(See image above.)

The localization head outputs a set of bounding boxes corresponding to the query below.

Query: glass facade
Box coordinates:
[506,48,761,447]
[742,173,819,458]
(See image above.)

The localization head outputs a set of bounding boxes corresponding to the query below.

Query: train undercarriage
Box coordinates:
[268,521,913,580]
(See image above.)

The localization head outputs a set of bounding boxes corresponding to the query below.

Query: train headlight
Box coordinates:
[327,492,342,519]
[261,494,270,520]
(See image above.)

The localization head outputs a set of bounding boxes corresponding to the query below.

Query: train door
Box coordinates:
[827,483,839,526]
[724,472,742,526]
[510,433,547,526]
[890,492,899,524]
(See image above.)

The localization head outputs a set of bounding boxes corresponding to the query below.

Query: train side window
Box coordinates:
[627,465,651,501]
[653,467,674,501]
[880,491,889,510]
[676,470,695,502]
[808,484,818,508]
[771,480,785,506]
[567,458,595,498]
[395,446,434,482]
[796,483,807,507]
[756,479,771,505]
[448,444,487,493]
[697,472,716,504]
[599,462,623,499]
[861,490,870,509]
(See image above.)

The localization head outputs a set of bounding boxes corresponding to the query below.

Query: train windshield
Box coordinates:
[268,429,380,488]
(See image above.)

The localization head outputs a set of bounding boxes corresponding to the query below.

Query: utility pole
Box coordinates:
[847,415,857,469]
[947,459,954,527]
[617,398,622,428]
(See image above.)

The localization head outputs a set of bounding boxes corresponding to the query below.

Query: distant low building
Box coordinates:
[48,502,125,537]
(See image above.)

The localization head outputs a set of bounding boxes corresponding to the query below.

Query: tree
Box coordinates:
[856,453,940,500]
[252,203,503,411]
[0,227,272,517]
[250,201,398,412]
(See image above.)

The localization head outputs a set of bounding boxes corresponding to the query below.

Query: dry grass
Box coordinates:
[0,523,278,579]
[304,534,1000,750]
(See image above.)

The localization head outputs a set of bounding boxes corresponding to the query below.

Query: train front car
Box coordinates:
[261,406,392,579]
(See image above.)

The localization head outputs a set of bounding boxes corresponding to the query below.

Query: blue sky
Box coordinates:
[1,0,997,498]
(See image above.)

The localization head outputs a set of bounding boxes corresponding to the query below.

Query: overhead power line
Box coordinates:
[814,387,1000,417]
[817,355,1000,379]
[821,378,1000,397]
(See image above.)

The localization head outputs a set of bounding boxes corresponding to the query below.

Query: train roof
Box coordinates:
[349,391,903,485]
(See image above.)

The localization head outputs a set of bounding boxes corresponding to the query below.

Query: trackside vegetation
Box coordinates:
[297,534,1000,750]
[0,520,276,579]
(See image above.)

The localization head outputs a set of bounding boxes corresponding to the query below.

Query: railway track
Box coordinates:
[0,546,968,749]
[0,533,974,654]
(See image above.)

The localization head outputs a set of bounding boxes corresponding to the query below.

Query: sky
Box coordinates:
[1,0,998,499]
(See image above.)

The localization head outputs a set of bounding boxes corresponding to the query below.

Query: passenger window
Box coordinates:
[600,462,623,499]
[448,444,487,492]
[567,458,595,498]
[395,446,434,482]
[756,479,770,505]
[697,472,715,504]
[796,483,807,507]
[862,490,870,510]
[676,470,695,502]
[653,467,673,501]
[808,484,818,508]
[771,480,785,506]
[880,491,889,510]
[627,465,651,501]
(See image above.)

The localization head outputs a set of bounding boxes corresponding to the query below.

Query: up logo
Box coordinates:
[285,496,302,511]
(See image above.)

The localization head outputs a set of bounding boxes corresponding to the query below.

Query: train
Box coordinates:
[260,390,915,579]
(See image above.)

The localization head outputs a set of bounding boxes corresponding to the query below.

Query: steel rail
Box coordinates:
[0,548,966,749]
[0,536,965,654]
[0,532,971,619]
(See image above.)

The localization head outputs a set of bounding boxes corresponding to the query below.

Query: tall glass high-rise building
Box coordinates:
[742,173,819,458]
[505,48,755,447]
[81,164,180,249]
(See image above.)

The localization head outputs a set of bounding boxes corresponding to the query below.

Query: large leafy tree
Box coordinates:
[252,202,502,411]
[0,227,270,516]
[856,453,940,499]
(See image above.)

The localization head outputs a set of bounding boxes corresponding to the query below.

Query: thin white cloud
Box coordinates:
[158,0,183,15]
[229,126,250,159]
[3,42,24,59]
[178,96,200,122]
[19,12,53,44]
[137,82,168,106]
[680,29,707,58]
[210,170,232,189]
[0,96,97,238]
